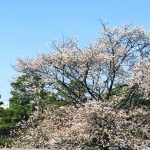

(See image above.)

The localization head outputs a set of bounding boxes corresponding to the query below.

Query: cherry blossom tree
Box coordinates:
[16,23,150,103]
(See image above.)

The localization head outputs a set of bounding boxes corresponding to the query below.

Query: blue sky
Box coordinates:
[0,0,149,103]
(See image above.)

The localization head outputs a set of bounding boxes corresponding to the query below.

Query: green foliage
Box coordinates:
[0,137,12,147]
[44,93,73,106]
[0,75,35,147]
[54,79,87,104]
[0,104,32,135]
[0,75,34,136]
[112,83,129,96]
[9,75,35,107]
[113,83,149,108]
[133,130,149,140]
[0,106,16,147]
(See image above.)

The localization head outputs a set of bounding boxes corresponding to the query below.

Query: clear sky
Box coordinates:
[0,0,149,103]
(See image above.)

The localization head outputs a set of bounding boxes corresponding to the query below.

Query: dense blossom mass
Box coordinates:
[16,24,150,103]
[12,101,150,149]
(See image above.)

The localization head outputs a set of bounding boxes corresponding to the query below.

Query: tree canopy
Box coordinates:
[16,23,150,103]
